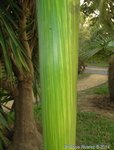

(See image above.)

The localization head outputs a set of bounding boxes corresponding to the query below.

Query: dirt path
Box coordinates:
[78,66,114,118]
[78,66,108,91]
[78,74,108,91]
[84,66,108,75]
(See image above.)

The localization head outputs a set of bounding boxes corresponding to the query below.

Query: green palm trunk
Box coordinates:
[36,0,79,149]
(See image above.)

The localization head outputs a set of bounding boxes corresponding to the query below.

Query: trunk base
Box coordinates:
[8,79,43,150]
[8,125,43,150]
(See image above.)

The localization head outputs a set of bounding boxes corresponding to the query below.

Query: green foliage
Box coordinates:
[6,112,14,125]
[81,32,112,60]
[79,24,114,69]
[94,84,108,95]
[34,103,42,122]
[81,83,108,95]
[79,0,114,70]
[79,12,93,52]
[0,0,40,97]
[82,0,114,34]
[0,113,7,127]
[87,55,108,67]
[0,5,29,77]
[81,0,100,16]
[0,111,10,149]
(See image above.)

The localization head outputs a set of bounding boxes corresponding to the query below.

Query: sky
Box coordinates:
[80,0,84,5]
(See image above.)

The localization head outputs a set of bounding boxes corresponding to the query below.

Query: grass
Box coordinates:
[78,83,109,96]
[78,73,90,80]
[87,61,108,67]
[76,82,114,149]
[76,112,114,149]
[94,83,109,95]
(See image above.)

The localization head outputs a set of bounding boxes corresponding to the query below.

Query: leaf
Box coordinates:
[0,141,3,150]
[0,113,8,127]
[0,30,13,78]
[0,130,10,147]
[0,12,30,72]
[107,41,114,47]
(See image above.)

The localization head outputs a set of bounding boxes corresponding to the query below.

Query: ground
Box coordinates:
[78,65,108,91]
[78,66,114,119]
[78,93,114,119]
[78,74,107,91]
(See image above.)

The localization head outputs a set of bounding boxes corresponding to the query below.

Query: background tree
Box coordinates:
[81,0,114,102]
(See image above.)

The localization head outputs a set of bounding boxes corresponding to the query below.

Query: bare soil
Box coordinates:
[78,94,114,119]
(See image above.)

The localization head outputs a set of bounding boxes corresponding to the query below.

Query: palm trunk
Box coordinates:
[10,76,42,150]
[37,0,79,150]
[108,55,114,102]
[8,1,43,149]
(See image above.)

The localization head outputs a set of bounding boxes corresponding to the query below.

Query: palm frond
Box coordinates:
[0,0,40,98]
[0,30,13,78]
[0,2,31,78]
[80,29,114,62]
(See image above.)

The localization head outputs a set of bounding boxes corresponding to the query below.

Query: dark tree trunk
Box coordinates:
[108,55,114,102]
[9,76,42,150]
